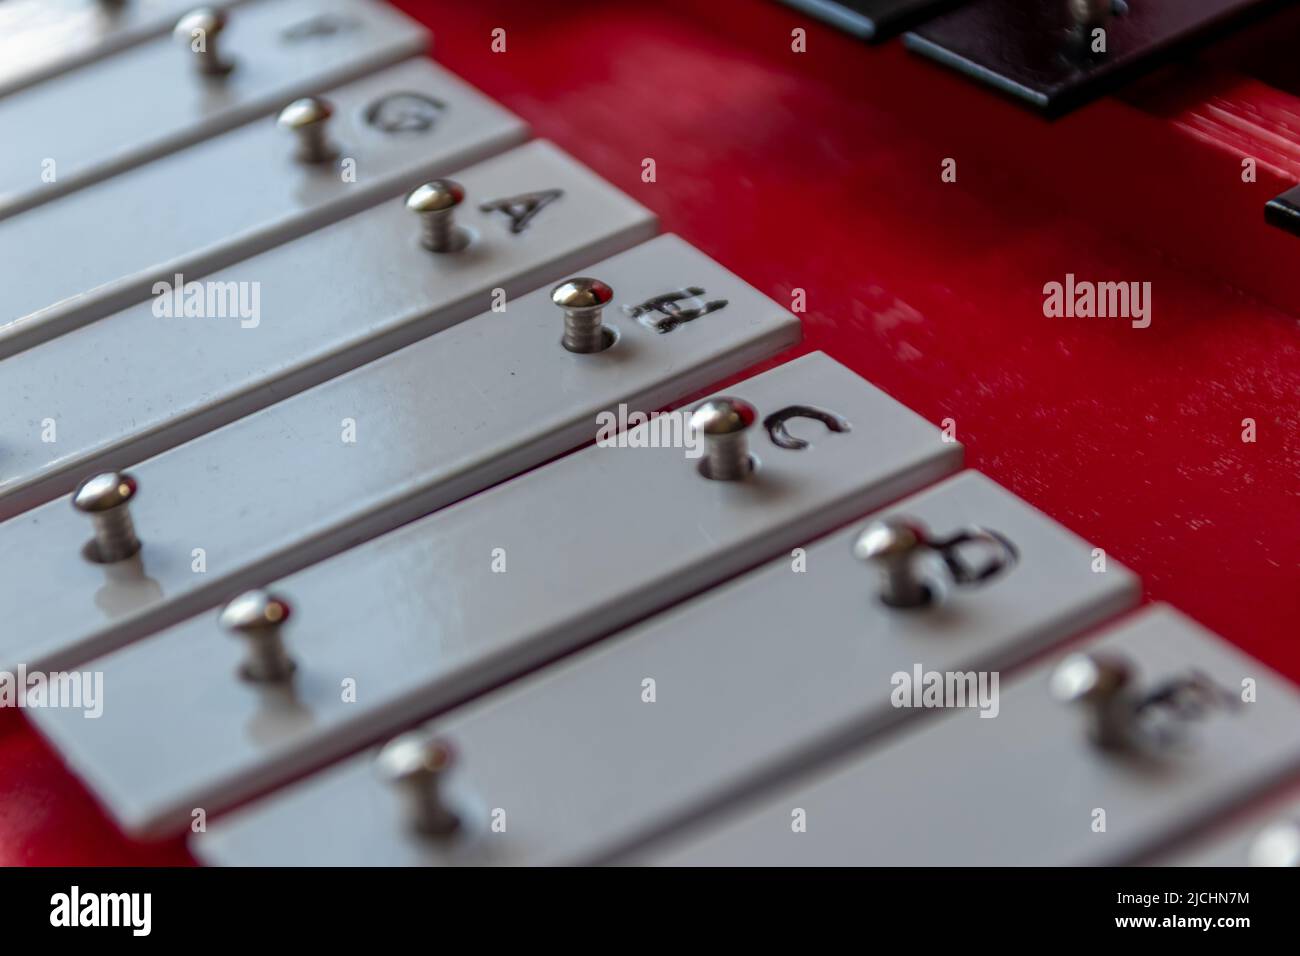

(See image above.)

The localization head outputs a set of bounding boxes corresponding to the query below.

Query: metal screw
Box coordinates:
[1050,652,1136,749]
[852,518,932,608]
[73,472,141,563]
[220,590,296,682]
[277,97,337,164]
[376,732,461,837]
[174,7,232,76]
[1249,819,1300,867]
[1069,0,1112,26]
[689,397,756,481]
[551,277,614,354]
[406,180,467,253]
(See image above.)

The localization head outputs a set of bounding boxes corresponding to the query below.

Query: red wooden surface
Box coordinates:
[4,0,1298,866]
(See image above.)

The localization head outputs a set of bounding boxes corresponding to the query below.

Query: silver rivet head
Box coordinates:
[220,590,291,632]
[277,96,337,164]
[852,519,924,562]
[1069,0,1112,27]
[552,277,614,311]
[407,180,465,213]
[73,471,141,563]
[174,7,232,76]
[689,398,756,481]
[73,472,137,513]
[221,590,295,682]
[406,180,468,253]
[690,398,755,435]
[376,732,461,837]
[852,517,931,608]
[175,6,226,35]
[1050,652,1132,703]
[277,97,332,130]
[1051,652,1136,749]
[552,277,614,353]
[1249,820,1300,867]
[377,733,455,781]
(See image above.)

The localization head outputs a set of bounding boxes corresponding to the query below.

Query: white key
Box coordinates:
[181,470,1138,865]
[0,0,256,99]
[634,605,1300,866]
[0,139,656,518]
[0,0,427,218]
[0,56,526,358]
[0,234,806,675]
[37,352,961,838]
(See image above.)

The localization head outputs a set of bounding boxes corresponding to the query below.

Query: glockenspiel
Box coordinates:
[2,0,1298,871]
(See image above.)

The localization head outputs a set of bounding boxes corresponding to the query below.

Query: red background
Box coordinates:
[3,0,1297,865]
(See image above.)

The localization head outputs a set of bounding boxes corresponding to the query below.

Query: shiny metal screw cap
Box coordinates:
[73,471,137,513]
[1051,653,1132,703]
[73,471,141,563]
[277,96,337,164]
[689,397,756,481]
[852,519,926,561]
[406,180,467,253]
[407,179,465,213]
[376,732,461,837]
[1069,0,1112,27]
[1051,652,1136,749]
[1249,820,1300,868]
[174,7,232,76]
[221,590,295,682]
[552,277,614,354]
[852,517,931,608]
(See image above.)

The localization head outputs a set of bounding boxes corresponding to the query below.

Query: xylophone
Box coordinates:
[1,0,1298,868]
